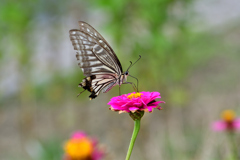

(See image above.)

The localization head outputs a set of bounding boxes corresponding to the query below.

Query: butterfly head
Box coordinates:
[122,71,129,82]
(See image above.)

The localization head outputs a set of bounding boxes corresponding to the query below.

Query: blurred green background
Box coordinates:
[1,0,240,160]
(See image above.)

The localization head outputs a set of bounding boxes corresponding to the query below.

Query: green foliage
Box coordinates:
[38,139,63,160]
[90,0,220,107]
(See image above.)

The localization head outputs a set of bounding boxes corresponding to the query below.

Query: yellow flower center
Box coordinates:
[221,110,235,122]
[127,92,143,99]
[64,138,93,159]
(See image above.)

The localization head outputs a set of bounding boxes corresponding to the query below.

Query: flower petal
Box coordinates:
[233,118,240,130]
[212,121,227,131]
[129,107,139,112]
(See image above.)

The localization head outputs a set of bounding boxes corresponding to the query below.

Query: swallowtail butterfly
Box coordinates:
[69,21,140,100]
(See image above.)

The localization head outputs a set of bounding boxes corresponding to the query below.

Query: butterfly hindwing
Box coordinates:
[78,75,117,99]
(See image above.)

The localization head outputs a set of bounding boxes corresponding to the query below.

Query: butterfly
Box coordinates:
[69,21,140,100]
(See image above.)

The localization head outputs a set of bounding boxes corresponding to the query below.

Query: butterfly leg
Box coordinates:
[128,75,139,92]
[122,82,137,92]
[119,85,121,95]
[77,89,86,97]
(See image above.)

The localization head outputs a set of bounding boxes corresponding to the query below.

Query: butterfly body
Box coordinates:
[69,21,131,99]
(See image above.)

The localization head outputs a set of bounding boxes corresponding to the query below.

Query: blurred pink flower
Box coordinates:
[212,110,240,132]
[212,119,240,131]
[63,131,105,160]
[108,91,165,114]
[71,131,87,139]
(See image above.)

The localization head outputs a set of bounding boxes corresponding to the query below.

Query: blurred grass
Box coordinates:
[0,0,240,160]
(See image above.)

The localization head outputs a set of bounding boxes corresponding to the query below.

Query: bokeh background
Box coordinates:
[1,0,240,159]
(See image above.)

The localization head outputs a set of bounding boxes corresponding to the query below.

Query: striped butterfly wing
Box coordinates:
[69,21,123,99]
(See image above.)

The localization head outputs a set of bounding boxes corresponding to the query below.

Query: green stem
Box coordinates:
[125,119,141,160]
[227,131,239,160]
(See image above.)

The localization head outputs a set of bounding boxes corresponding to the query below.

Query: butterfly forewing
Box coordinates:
[69,21,123,99]
[69,22,122,74]
[77,21,122,73]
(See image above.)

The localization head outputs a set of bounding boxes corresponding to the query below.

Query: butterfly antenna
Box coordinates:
[126,61,132,71]
[127,55,141,71]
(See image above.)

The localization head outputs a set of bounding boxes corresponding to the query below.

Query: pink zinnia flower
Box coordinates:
[212,110,240,132]
[108,91,165,114]
[63,131,105,160]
